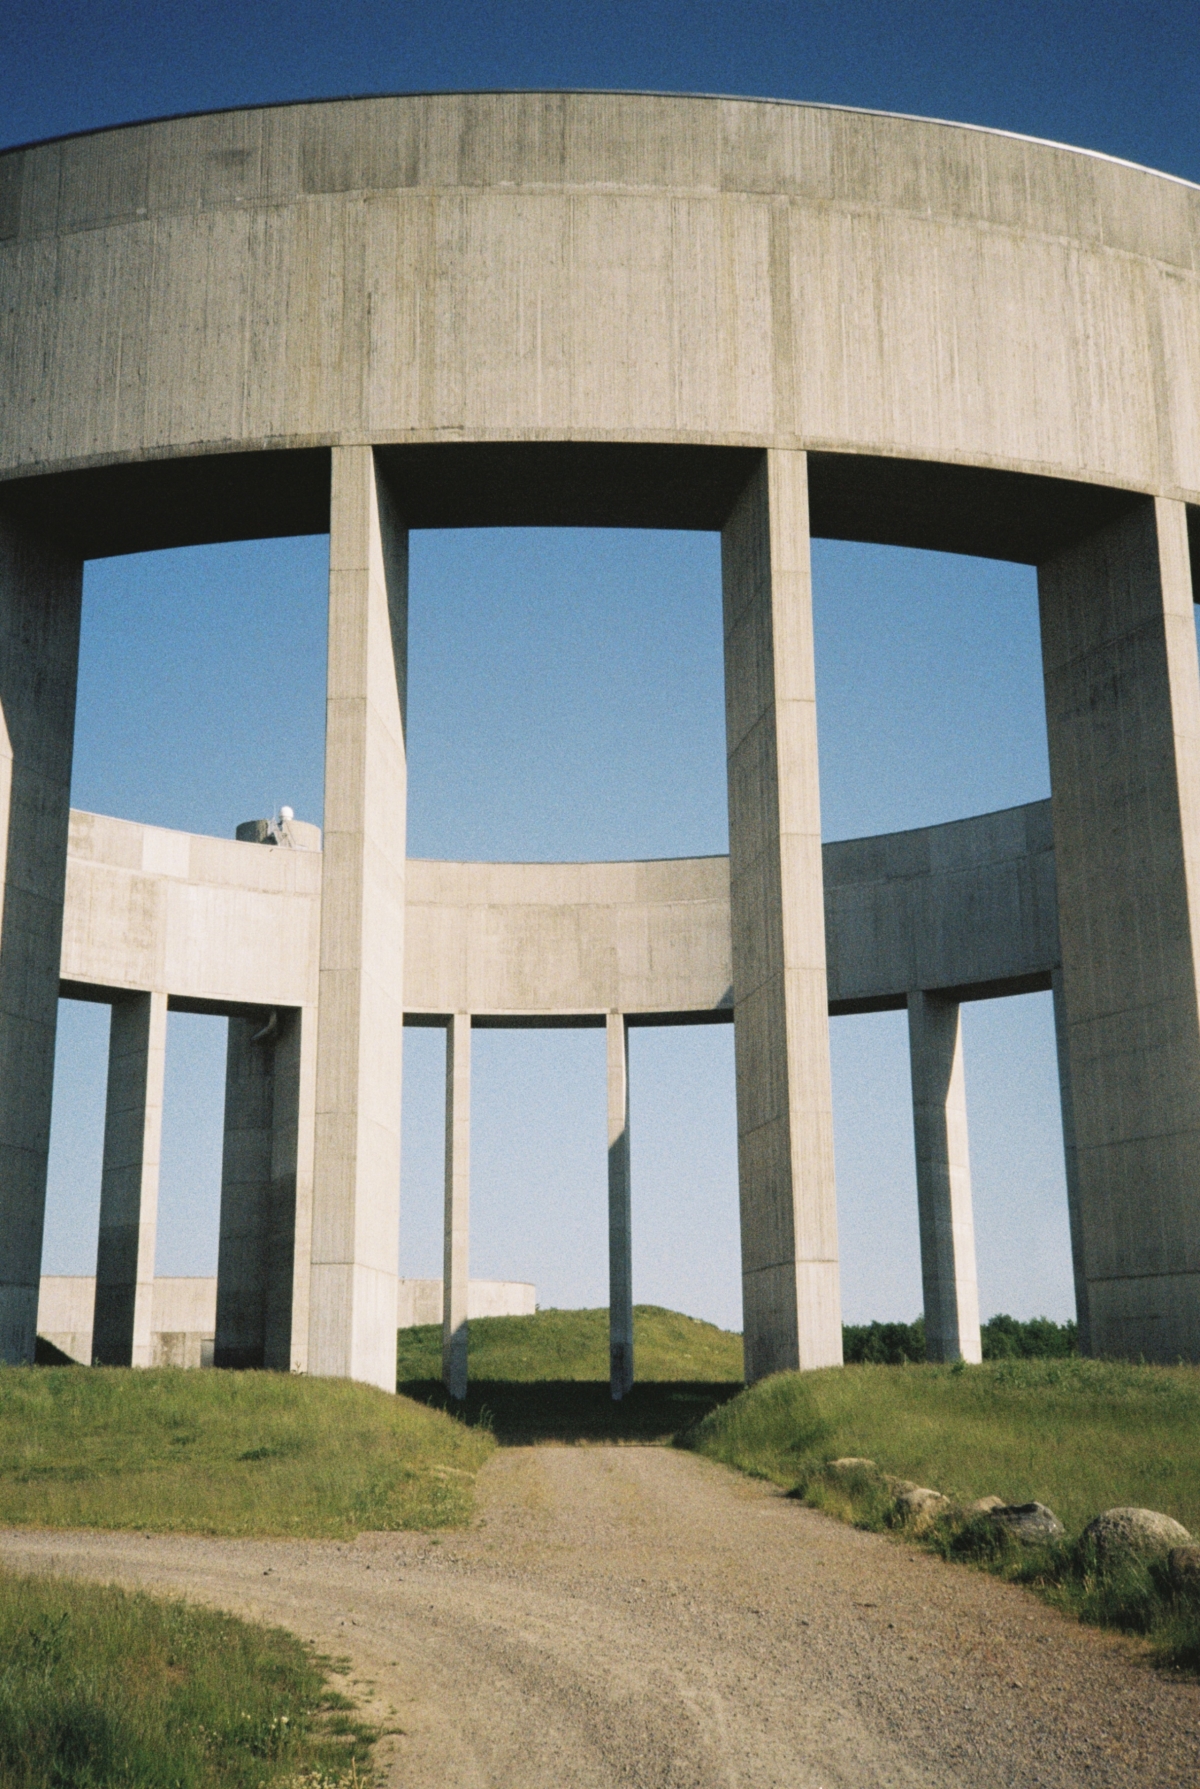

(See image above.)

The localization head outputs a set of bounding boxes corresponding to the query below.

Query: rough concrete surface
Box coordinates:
[3,1446,1198,1787]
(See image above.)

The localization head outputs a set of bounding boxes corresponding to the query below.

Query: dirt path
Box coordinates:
[3,1445,1198,1787]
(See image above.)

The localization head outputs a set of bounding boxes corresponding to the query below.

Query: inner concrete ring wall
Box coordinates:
[3,90,1200,1382]
[53,795,1065,1378]
[61,799,1058,1023]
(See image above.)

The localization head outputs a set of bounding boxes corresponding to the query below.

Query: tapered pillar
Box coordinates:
[310,448,408,1390]
[607,1012,633,1398]
[907,993,982,1364]
[722,450,841,1382]
[1040,497,1200,1361]
[1050,967,1091,1354]
[0,512,82,1364]
[92,990,168,1367]
[442,1013,470,1399]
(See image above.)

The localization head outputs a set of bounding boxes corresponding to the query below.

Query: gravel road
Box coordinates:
[3,1444,1198,1786]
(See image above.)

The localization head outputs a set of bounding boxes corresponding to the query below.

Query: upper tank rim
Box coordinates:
[2,87,1196,196]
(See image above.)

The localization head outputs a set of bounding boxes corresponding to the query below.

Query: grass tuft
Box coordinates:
[0,1568,376,1788]
[0,1367,493,1537]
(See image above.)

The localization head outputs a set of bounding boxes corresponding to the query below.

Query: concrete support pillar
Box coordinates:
[442,1013,470,1400]
[607,1012,633,1398]
[1050,966,1091,1354]
[0,513,82,1364]
[721,450,841,1381]
[907,992,982,1365]
[310,447,408,1390]
[215,1015,271,1368]
[280,1005,318,1375]
[216,1007,310,1373]
[92,990,168,1367]
[1039,497,1200,1361]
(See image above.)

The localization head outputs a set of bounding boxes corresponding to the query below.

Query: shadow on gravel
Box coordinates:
[397,1379,742,1444]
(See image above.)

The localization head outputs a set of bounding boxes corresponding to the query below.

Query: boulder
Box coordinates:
[828,1457,876,1472]
[988,1502,1063,1542]
[894,1486,949,1529]
[1082,1508,1192,1559]
[1168,1546,1200,1595]
[968,1495,1006,1514]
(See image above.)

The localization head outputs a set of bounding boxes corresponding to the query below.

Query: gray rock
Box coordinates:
[988,1502,1063,1542]
[828,1457,876,1473]
[895,1486,950,1530]
[968,1495,1006,1514]
[1082,1508,1192,1559]
[1167,1546,1200,1595]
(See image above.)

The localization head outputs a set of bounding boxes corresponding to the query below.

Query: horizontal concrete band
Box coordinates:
[59,799,1059,1018]
[3,92,1200,523]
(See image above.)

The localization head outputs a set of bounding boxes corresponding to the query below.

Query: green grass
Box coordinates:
[0,1367,493,1537]
[689,1358,1200,1669]
[397,1305,744,1442]
[0,1568,375,1788]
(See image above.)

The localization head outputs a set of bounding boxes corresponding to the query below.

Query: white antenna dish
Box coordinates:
[280,806,294,822]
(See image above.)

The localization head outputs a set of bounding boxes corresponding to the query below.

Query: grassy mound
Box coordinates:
[0,1368,492,1537]
[0,1569,375,1788]
[690,1359,1200,1668]
[396,1304,744,1382]
[397,1305,744,1443]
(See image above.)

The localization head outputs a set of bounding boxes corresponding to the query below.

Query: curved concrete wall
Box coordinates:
[62,810,320,1010]
[57,802,1059,1018]
[2,94,1199,502]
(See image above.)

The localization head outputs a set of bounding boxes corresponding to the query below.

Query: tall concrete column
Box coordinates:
[442,1012,470,1399]
[721,450,841,1381]
[607,1012,633,1398]
[0,513,83,1364]
[907,992,982,1364]
[310,447,408,1390]
[92,990,168,1367]
[1050,966,1091,1355]
[216,1008,309,1372]
[1039,498,1200,1361]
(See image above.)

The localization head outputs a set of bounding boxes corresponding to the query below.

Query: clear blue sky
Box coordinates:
[19,0,1199,1331]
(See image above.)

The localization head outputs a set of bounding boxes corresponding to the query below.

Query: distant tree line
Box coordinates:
[841,1313,1078,1365]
